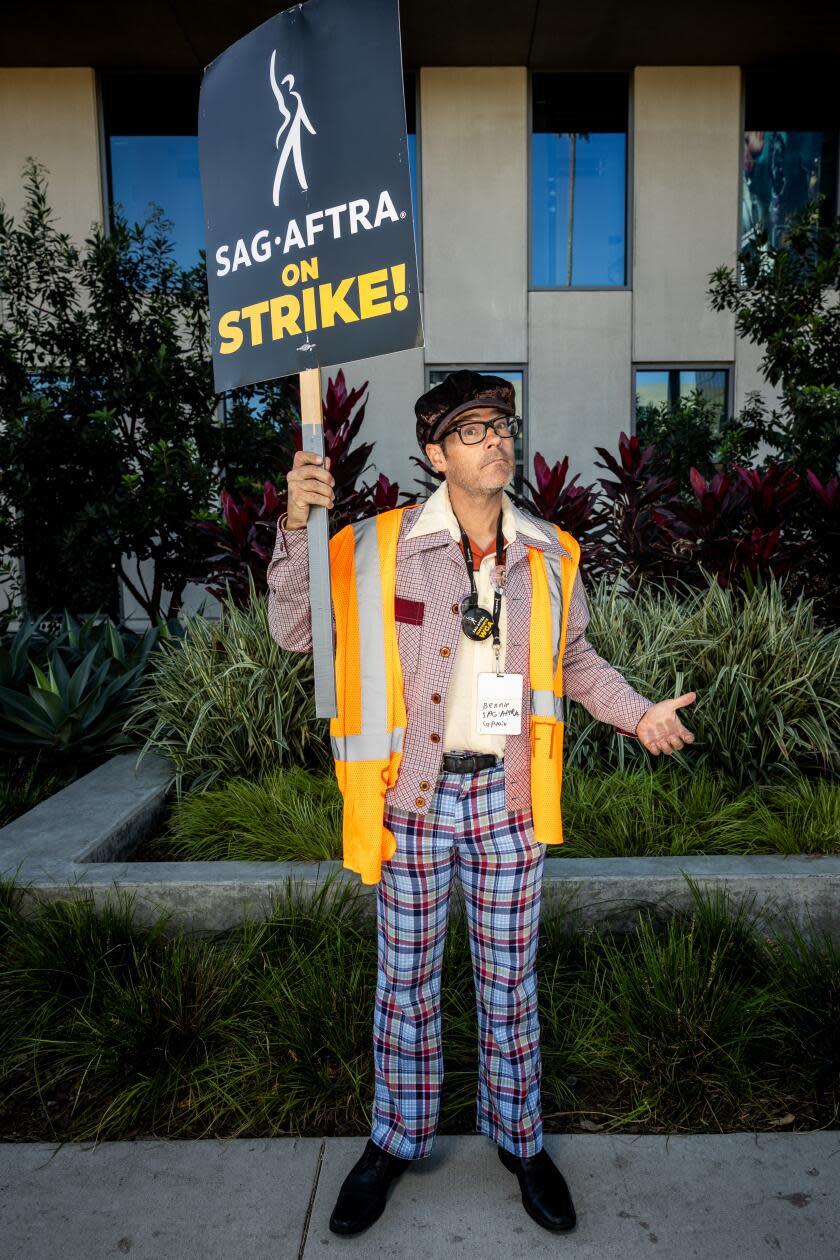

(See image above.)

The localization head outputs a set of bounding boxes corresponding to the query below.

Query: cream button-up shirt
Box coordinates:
[404,479,548,758]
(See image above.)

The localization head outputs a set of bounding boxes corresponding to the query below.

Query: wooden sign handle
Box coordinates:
[299,366,338,718]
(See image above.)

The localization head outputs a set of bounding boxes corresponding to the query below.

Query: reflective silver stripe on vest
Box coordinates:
[530,689,565,722]
[353,518,388,734]
[332,518,398,763]
[331,727,406,761]
[543,550,564,675]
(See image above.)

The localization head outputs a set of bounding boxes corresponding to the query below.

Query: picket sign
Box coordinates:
[198,0,423,720]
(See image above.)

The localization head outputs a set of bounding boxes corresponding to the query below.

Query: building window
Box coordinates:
[742,71,839,253]
[634,367,730,431]
[427,368,526,493]
[531,73,629,288]
[100,72,204,273]
[404,71,421,274]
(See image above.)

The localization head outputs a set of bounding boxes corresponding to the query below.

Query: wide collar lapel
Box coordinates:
[399,486,571,569]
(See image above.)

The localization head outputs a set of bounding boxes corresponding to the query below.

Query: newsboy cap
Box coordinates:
[415,370,516,451]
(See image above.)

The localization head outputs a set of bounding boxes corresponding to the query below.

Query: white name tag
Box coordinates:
[475,672,523,734]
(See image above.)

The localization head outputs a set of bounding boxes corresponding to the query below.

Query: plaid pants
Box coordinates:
[371,760,546,1160]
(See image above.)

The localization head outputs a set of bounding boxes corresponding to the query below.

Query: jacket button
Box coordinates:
[415,796,426,808]
[431,693,441,704]
[439,646,451,657]
[430,733,440,743]
[419,780,431,791]
[451,603,459,614]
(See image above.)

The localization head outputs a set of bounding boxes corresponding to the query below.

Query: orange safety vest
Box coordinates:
[328,507,581,884]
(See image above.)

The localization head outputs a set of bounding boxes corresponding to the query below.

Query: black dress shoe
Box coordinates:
[328,1138,412,1236]
[498,1144,577,1232]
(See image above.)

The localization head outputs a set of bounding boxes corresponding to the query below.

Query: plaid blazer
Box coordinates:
[266,494,654,817]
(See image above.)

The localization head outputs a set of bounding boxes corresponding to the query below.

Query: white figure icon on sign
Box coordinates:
[269,49,317,207]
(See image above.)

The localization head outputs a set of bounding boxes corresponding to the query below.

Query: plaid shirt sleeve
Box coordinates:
[563,570,654,738]
[265,513,317,653]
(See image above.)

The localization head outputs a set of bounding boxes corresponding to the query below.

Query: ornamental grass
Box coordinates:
[569,570,839,784]
[122,574,332,797]
[124,571,838,796]
[0,878,836,1142]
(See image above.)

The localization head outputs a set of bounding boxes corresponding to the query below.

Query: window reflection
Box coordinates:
[531,73,628,287]
[109,135,205,271]
[635,368,729,429]
[742,130,837,252]
[741,72,838,254]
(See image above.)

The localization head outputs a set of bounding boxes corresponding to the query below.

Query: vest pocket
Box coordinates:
[396,620,422,674]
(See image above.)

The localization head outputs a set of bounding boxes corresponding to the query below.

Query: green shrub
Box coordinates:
[124,568,838,798]
[123,576,331,796]
[763,921,840,1097]
[164,766,342,861]
[570,570,839,784]
[567,887,776,1130]
[0,877,373,1140]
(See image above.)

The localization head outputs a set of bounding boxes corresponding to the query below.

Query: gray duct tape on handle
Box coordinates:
[300,369,338,718]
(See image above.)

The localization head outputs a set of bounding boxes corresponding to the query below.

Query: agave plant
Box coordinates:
[0,611,163,762]
[0,614,40,690]
[0,646,147,760]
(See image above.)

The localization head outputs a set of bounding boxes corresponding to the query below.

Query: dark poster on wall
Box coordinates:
[198,0,423,393]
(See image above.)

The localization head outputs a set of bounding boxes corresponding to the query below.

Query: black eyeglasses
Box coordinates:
[440,415,522,446]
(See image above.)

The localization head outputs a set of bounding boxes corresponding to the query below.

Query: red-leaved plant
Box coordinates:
[652,463,806,588]
[513,453,613,580]
[800,470,840,621]
[196,370,412,607]
[593,432,684,589]
[195,481,284,608]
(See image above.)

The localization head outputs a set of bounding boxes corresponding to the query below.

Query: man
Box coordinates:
[267,369,696,1237]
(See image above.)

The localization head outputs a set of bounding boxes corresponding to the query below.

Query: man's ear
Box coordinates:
[424,441,446,474]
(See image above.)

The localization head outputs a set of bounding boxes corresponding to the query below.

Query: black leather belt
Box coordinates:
[441,751,500,773]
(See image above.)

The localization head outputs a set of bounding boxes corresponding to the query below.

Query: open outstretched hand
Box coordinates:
[634,692,696,756]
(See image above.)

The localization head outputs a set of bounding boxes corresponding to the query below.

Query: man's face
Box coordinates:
[424,405,515,498]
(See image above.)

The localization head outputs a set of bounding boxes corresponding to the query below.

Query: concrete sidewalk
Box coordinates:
[0,1132,837,1259]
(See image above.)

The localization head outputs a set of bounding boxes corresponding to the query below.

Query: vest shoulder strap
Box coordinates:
[329,507,407,559]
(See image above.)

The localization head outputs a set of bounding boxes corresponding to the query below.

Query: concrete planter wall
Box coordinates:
[1,751,838,941]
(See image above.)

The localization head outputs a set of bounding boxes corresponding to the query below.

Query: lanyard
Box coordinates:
[457,509,505,676]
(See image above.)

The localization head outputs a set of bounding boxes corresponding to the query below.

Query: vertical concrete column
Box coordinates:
[632,67,740,363]
[420,67,528,364]
[332,342,427,490]
[0,68,103,236]
[528,291,633,489]
[0,69,104,622]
